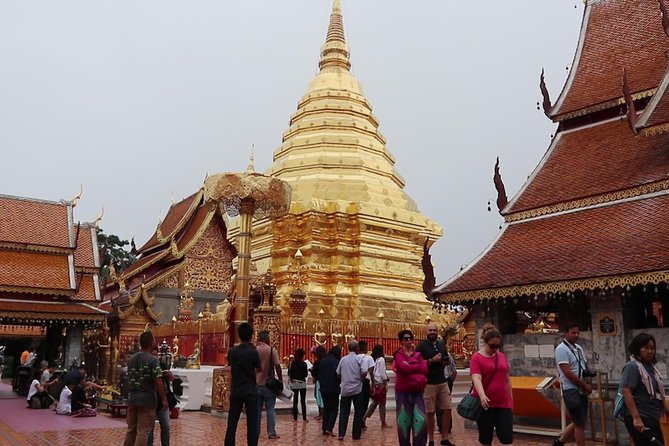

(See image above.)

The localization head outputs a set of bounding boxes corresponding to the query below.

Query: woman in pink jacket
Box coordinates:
[394,329,428,446]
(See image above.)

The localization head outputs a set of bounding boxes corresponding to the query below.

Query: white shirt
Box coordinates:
[336,352,365,397]
[57,386,72,415]
[372,357,388,384]
[27,379,40,401]
[358,353,375,380]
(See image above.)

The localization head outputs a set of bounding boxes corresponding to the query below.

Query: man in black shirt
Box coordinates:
[225,322,261,446]
[416,323,455,446]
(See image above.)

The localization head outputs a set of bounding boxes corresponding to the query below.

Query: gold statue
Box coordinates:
[172,336,180,358]
[331,325,343,347]
[314,322,327,347]
[212,299,233,331]
[186,341,201,369]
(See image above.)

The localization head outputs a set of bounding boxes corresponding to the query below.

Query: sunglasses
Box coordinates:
[402,336,414,341]
[488,343,501,349]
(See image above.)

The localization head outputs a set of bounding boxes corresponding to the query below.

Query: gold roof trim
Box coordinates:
[0,311,106,322]
[553,88,656,122]
[0,285,73,296]
[155,189,204,244]
[505,179,669,223]
[119,250,169,281]
[435,270,669,304]
[169,206,217,259]
[640,122,669,137]
[0,242,72,255]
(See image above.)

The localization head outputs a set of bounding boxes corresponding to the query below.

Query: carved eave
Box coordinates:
[0,285,74,296]
[119,250,170,282]
[117,286,160,322]
[169,205,217,259]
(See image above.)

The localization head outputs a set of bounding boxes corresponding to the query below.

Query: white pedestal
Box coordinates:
[171,366,215,411]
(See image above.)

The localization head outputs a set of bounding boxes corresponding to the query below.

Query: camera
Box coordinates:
[582,369,597,378]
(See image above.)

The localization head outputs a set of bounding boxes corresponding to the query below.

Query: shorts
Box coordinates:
[562,388,588,427]
[424,382,451,413]
[477,407,513,445]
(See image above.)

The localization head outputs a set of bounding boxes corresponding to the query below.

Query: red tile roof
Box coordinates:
[640,72,669,129]
[139,191,202,252]
[0,250,71,291]
[73,274,98,301]
[436,193,669,298]
[0,299,107,318]
[74,225,97,269]
[0,195,71,248]
[552,0,669,119]
[507,118,669,214]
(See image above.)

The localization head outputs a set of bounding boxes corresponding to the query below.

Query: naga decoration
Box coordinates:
[540,69,553,117]
[422,238,436,300]
[622,68,638,134]
[493,157,509,213]
[660,0,669,38]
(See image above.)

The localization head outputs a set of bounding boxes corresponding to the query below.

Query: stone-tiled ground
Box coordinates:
[0,405,554,446]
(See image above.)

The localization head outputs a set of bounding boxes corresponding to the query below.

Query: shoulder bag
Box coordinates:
[265,347,284,395]
[457,352,499,422]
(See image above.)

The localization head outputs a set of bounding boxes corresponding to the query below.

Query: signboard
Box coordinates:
[598,313,616,336]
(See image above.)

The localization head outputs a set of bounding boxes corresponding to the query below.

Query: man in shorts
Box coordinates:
[417,323,455,446]
[553,323,592,446]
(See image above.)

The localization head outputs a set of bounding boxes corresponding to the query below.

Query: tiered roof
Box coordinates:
[0,194,105,322]
[105,189,236,320]
[434,0,669,303]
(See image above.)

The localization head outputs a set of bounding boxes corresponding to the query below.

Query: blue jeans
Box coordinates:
[257,385,277,437]
[147,408,170,446]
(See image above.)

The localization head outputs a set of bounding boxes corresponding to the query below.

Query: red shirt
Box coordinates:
[470,351,513,409]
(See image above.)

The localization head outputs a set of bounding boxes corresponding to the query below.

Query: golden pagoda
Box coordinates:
[252,0,442,325]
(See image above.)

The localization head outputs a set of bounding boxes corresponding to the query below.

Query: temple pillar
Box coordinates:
[589,289,627,381]
[64,326,84,368]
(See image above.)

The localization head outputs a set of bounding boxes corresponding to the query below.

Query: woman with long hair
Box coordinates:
[289,348,309,422]
[393,329,428,446]
[620,332,669,445]
[364,344,390,427]
[470,323,513,445]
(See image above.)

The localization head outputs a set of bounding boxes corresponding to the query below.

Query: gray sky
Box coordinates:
[0,1,583,282]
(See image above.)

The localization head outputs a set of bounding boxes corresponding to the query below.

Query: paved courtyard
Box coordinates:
[0,382,551,446]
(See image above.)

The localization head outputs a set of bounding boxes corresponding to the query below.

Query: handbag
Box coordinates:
[457,352,499,421]
[265,347,284,395]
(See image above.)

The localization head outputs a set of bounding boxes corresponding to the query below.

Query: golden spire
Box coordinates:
[319,0,350,72]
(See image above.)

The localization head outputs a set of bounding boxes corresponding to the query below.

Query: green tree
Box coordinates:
[97,229,137,283]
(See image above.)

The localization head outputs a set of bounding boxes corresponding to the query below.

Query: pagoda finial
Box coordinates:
[246,145,255,173]
[319,0,351,72]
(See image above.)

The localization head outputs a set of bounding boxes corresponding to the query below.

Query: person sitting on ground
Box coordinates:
[27,369,50,409]
[71,377,97,417]
[56,384,73,415]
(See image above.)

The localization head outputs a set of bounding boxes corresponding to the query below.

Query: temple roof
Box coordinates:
[435,192,669,302]
[0,193,102,302]
[638,66,669,130]
[0,298,107,323]
[433,0,669,304]
[551,0,669,121]
[113,189,235,294]
[0,194,73,249]
[506,118,669,217]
